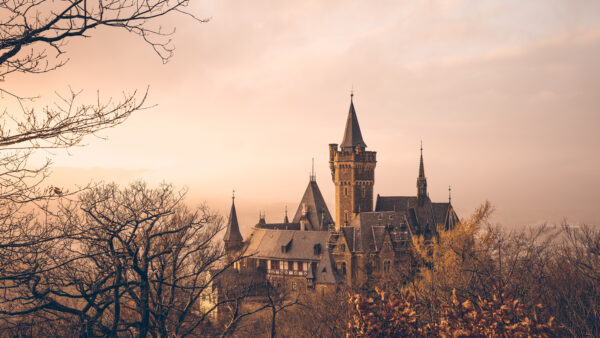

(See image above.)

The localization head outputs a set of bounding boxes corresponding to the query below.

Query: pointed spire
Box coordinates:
[310,157,316,182]
[340,93,367,149]
[224,191,243,245]
[419,141,425,178]
[284,205,289,224]
[417,143,428,201]
[448,185,452,204]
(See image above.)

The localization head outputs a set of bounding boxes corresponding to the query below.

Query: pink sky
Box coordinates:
[6,0,600,234]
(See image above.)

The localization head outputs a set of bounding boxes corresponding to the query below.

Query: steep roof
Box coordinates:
[243,228,328,260]
[292,180,334,231]
[340,97,367,149]
[224,197,243,243]
[242,228,340,284]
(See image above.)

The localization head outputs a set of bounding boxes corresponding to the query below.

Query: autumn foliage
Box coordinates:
[347,287,563,337]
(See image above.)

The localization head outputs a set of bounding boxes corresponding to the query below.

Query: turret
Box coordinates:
[223,191,243,253]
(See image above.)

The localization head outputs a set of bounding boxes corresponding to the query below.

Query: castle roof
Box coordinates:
[242,228,340,284]
[224,197,243,243]
[292,179,334,231]
[375,195,459,233]
[340,96,367,149]
[347,211,412,253]
[244,228,326,260]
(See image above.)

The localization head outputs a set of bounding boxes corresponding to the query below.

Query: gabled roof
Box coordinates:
[243,228,328,261]
[224,197,243,243]
[340,97,367,149]
[341,226,359,252]
[292,180,334,231]
[242,228,340,284]
[315,251,342,284]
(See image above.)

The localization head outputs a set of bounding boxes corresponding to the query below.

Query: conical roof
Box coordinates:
[340,97,367,149]
[224,197,243,243]
[292,180,334,231]
[419,146,425,179]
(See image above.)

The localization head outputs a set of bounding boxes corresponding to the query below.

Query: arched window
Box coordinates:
[383,260,391,274]
[341,262,347,276]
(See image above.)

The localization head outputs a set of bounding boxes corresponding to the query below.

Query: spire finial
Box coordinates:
[350,86,354,100]
[232,189,235,201]
[448,185,452,204]
[310,157,316,181]
[420,140,423,153]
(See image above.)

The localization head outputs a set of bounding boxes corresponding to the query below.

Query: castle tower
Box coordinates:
[329,94,377,230]
[417,143,428,205]
[223,192,243,253]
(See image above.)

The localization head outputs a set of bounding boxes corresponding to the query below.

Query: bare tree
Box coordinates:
[0,0,205,292]
[0,0,206,197]
[0,182,234,336]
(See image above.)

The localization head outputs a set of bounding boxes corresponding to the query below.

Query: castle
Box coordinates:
[223,94,459,293]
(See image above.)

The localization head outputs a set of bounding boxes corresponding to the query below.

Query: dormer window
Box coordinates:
[313,244,321,255]
[281,238,293,253]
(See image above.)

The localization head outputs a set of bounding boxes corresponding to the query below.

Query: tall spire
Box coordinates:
[340,93,367,149]
[448,185,452,204]
[417,143,428,201]
[419,141,425,179]
[223,191,243,247]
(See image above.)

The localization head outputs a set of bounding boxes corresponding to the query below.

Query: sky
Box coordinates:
[5,0,600,235]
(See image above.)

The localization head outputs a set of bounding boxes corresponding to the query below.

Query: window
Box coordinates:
[313,244,321,255]
[362,185,366,197]
[298,262,304,272]
[384,260,391,274]
[340,243,346,252]
[288,261,294,271]
[344,187,348,196]
[341,262,347,276]
[272,260,279,270]
[292,281,297,291]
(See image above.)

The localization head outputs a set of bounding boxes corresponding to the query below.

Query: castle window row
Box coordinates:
[266,259,309,276]
[337,181,372,186]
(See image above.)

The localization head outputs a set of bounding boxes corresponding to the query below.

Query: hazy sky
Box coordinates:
[6,0,600,234]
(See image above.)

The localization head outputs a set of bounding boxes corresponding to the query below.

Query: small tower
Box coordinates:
[444,186,460,230]
[283,205,289,224]
[223,191,243,253]
[417,143,428,205]
[329,93,377,229]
